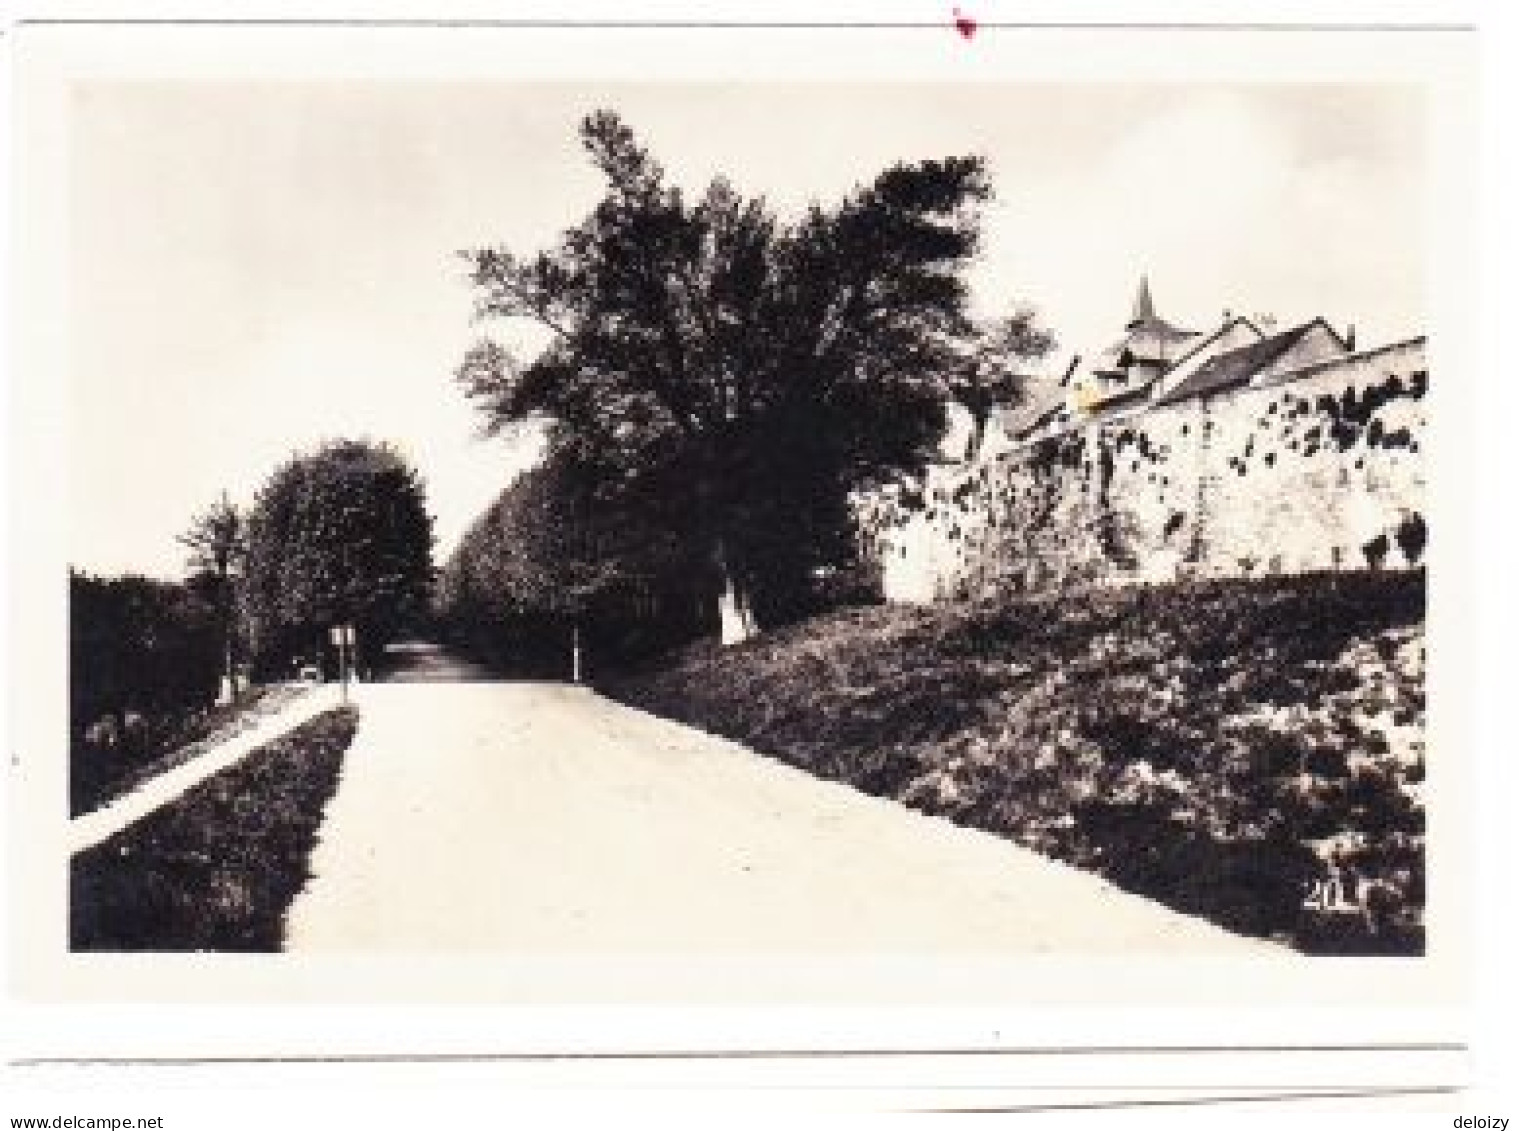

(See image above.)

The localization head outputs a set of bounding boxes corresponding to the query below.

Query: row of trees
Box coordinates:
[452,110,1054,648]
[437,445,889,676]
[436,450,706,676]
[73,439,435,744]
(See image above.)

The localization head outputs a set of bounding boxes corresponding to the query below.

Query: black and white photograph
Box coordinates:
[5,8,1503,1121]
[53,79,1435,958]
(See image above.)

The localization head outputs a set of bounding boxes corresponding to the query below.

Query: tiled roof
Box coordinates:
[1092,382,1153,410]
[1088,278,1204,376]
[1090,319,1202,374]
[1008,396,1068,440]
[999,386,1069,439]
[1160,315,1264,376]
[1153,322,1320,405]
[1083,381,1155,424]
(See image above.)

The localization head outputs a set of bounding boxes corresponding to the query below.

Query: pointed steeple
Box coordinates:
[1127,274,1156,330]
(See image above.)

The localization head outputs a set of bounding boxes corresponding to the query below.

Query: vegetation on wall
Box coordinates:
[1395,512,1428,564]
[860,352,1427,603]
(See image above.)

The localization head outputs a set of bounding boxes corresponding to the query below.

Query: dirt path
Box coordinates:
[284,681,1272,954]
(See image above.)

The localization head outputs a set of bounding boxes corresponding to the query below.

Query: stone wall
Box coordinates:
[859,338,1427,602]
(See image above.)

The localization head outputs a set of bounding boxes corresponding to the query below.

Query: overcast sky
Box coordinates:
[68,82,1426,579]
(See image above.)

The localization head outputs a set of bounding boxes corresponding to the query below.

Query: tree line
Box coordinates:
[74,107,1054,735]
[71,440,434,807]
[436,449,706,676]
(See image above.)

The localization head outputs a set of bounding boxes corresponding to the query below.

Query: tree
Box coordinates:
[243,440,434,676]
[179,491,246,701]
[946,306,1056,461]
[456,110,1017,643]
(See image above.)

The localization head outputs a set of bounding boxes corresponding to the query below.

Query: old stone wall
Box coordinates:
[859,338,1427,602]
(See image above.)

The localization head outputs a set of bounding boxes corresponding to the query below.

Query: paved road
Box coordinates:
[379,640,499,682]
[284,675,1270,955]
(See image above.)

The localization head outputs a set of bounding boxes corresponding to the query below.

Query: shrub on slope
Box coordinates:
[608,571,1426,954]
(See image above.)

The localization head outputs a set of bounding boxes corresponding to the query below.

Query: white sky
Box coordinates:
[67,82,1426,578]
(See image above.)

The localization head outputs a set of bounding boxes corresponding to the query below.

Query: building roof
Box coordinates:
[997,280,1396,450]
[1083,382,1154,424]
[1008,396,1068,441]
[1128,274,1157,329]
[998,383,1069,440]
[1161,314,1264,375]
[1153,320,1330,405]
[1091,277,1202,376]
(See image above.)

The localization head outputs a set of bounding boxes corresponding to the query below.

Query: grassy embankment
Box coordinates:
[71,706,358,951]
[71,684,312,818]
[608,571,1425,954]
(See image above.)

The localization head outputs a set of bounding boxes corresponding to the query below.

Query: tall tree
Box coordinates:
[947,306,1057,461]
[243,440,434,676]
[457,110,1008,642]
[179,490,246,701]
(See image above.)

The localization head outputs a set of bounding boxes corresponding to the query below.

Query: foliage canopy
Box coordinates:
[70,571,222,727]
[243,439,434,670]
[437,449,703,674]
[457,110,1046,634]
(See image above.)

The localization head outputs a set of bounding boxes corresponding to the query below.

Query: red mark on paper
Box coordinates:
[952,7,978,40]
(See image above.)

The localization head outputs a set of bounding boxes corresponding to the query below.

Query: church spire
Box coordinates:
[1127,274,1157,330]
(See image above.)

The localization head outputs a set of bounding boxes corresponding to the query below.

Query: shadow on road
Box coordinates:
[378,641,530,683]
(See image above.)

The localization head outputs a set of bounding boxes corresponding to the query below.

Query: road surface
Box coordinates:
[379,640,499,682]
[284,661,1270,954]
